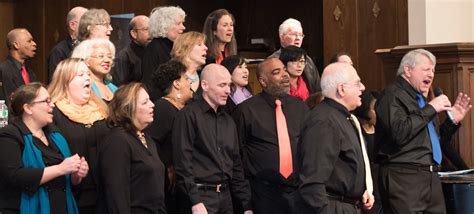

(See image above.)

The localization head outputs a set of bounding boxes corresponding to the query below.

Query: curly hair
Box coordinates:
[152,60,187,95]
[149,6,186,38]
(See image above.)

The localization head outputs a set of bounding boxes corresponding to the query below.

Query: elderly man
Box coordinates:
[0,28,37,106]
[47,6,88,82]
[111,15,151,85]
[297,62,374,213]
[375,49,471,213]
[233,58,308,214]
[173,64,252,214]
[269,18,321,93]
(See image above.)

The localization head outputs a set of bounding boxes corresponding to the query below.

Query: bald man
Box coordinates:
[0,28,37,107]
[47,6,88,82]
[111,15,151,86]
[297,62,374,213]
[172,64,252,214]
[233,58,308,214]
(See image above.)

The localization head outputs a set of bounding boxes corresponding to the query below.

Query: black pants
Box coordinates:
[379,165,446,214]
[176,185,233,214]
[250,179,298,214]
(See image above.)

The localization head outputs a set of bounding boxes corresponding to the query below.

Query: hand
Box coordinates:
[167,166,176,191]
[428,95,453,113]
[192,203,207,214]
[450,92,472,124]
[71,157,89,185]
[361,190,374,210]
[58,154,81,175]
[244,210,253,214]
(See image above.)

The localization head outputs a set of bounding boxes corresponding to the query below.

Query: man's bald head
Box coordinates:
[257,58,290,97]
[67,6,88,38]
[321,62,365,110]
[130,15,151,46]
[6,28,37,62]
[201,64,232,111]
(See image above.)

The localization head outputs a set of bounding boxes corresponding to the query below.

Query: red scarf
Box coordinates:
[216,48,228,64]
[289,76,310,101]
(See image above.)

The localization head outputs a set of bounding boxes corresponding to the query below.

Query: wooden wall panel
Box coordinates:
[0,2,14,60]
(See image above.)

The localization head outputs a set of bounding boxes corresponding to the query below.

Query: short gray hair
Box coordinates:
[320,64,352,97]
[77,8,110,41]
[279,18,302,36]
[71,38,116,60]
[149,6,186,38]
[397,48,436,76]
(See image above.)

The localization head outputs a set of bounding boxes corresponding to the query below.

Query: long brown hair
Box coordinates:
[202,9,237,61]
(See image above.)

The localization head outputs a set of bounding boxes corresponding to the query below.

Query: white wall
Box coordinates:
[408,0,474,45]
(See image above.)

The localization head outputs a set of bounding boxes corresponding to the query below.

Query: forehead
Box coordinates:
[218,15,233,23]
[92,45,111,53]
[286,26,302,33]
[265,59,284,71]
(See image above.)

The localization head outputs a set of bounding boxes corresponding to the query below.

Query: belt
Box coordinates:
[384,163,440,172]
[326,193,361,207]
[196,183,228,193]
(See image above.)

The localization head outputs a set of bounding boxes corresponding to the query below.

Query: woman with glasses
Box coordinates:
[280,45,310,101]
[0,82,89,213]
[49,58,109,213]
[71,38,117,102]
[99,83,165,213]
[77,8,113,42]
[203,9,237,64]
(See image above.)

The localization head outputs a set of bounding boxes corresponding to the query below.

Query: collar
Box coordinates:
[11,118,58,136]
[130,41,145,57]
[323,97,351,118]
[394,76,419,100]
[260,91,291,108]
[196,98,225,114]
[7,55,23,71]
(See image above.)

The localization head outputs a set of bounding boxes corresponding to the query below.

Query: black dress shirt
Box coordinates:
[47,36,74,83]
[141,37,173,101]
[232,92,309,187]
[111,42,145,86]
[375,76,441,165]
[298,98,366,212]
[52,108,109,208]
[172,99,251,210]
[0,119,67,213]
[0,55,37,107]
[99,127,165,214]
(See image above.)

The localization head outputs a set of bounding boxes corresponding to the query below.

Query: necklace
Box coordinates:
[137,132,148,148]
[186,73,199,83]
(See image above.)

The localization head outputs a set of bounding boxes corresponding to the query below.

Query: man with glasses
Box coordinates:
[297,62,374,213]
[269,18,321,94]
[47,6,88,83]
[111,15,151,85]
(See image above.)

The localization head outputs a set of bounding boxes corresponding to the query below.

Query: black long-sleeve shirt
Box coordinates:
[111,42,145,86]
[375,76,442,165]
[141,37,173,101]
[99,127,165,214]
[172,99,251,210]
[232,92,308,187]
[47,36,74,83]
[298,98,366,213]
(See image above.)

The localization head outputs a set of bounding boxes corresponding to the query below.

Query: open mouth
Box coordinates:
[102,64,110,70]
[423,79,431,85]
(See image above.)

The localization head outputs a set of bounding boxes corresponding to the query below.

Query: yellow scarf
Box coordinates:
[55,98,106,126]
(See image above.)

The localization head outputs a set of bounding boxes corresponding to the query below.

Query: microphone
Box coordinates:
[433,87,456,123]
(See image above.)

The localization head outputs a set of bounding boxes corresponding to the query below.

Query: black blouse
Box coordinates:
[99,127,165,214]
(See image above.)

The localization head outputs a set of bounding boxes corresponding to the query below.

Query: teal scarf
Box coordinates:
[91,79,118,99]
[21,131,79,214]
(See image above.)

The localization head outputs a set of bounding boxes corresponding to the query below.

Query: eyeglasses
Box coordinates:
[289,59,306,66]
[287,33,305,39]
[342,81,364,89]
[134,28,149,31]
[31,97,52,105]
[90,54,114,61]
[96,22,111,27]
